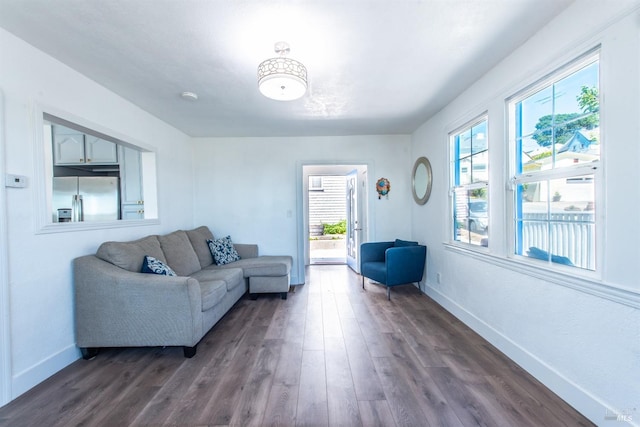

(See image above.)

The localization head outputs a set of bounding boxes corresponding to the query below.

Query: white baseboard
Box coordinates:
[11,344,79,400]
[423,285,631,427]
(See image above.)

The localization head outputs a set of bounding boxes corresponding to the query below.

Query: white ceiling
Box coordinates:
[0,0,574,137]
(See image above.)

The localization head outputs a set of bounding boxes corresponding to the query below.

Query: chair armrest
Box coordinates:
[385,245,427,286]
[234,243,258,259]
[360,241,394,266]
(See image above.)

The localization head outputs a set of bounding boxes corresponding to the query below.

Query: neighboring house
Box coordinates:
[557,129,599,154]
[308,175,346,236]
[522,130,598,206]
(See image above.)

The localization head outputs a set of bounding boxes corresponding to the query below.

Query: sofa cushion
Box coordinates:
[158,231,202,276]
[209,256,292,278]
[141,255,177,276]
[186,226,215,269]
[96,235,165,272]
[199,280,228,311]
[191,267,244,292]
[208,236,241,265]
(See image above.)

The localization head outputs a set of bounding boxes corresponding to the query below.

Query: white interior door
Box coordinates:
[346,169,362,273]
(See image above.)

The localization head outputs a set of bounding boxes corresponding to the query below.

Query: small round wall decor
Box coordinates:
[376,177,391,199]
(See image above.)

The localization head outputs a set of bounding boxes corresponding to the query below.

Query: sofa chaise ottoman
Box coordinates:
[74,226,292,359]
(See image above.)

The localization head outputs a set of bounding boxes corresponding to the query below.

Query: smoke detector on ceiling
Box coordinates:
[181,91,198,101]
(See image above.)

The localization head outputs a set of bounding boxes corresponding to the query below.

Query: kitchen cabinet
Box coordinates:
[121,205,145,220]
[119,145,144,219]
[85,136,118,164]
[53,125,118,165]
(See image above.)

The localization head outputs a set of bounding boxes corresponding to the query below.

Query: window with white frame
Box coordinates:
[309,176,324,191]
[451,117,489,247]
[508,51,600,271]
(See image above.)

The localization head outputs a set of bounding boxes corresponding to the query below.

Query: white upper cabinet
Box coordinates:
[53,125,118,165]
[53,128,85,165]
[85,136,118,164]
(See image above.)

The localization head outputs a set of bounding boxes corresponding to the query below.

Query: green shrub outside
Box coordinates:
[323,219,346,235]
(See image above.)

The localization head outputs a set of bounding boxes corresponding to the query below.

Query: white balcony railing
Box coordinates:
[521,212,595,270]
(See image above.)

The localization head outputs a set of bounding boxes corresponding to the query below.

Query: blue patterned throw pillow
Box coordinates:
[141,255,177,276]
[207,236,240,265]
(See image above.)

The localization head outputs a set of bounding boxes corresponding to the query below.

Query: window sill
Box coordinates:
[443,242,640,309]
[36,218,159,234]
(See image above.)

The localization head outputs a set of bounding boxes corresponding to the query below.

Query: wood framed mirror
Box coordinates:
[412,156,432,205]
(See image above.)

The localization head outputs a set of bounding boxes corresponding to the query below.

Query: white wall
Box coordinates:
[191,135,413,285]
[411,1,640,424]
[2,2,638,423]
[0,28,194,402]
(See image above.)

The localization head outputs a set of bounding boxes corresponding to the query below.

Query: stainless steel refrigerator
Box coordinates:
[52,177,120,222]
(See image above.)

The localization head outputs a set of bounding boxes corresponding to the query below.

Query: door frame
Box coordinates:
[345,168,363,273]
[296,162,371,282]
[0,89,12,405]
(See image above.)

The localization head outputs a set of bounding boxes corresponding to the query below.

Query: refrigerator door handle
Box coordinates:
[71,196,77,222]
[72,195,84,222]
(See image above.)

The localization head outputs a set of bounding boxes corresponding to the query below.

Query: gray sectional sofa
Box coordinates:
[74,226,292,359]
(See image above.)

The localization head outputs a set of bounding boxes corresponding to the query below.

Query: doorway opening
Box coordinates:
[308,174,347,264]
[302,164,368,273]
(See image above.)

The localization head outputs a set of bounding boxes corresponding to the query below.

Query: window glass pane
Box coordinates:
[454,187,488,246]
[512,54,599,271]
[520,86,553,141]
[517,60,599,172]
[470,151,488,183]
[452,117,489,248]
[458,129,472,158]
[471,121,488,155]
[454,187,469,244]
[458,157,471,185]
[520,221,550,258]
[516,175,595,270]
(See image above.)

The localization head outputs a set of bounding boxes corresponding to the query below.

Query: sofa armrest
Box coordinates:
[74,255,203,348]
[234,243,258,259]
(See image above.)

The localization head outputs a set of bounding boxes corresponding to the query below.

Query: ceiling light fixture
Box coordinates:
[258,42,307,101]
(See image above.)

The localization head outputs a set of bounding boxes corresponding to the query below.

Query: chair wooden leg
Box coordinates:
[387,286,391,301]
[362,275,365,289]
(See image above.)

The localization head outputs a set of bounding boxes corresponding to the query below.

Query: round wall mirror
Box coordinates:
[412,156,432,205]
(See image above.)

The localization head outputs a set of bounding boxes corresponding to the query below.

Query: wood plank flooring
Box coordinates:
[0,265,594,426]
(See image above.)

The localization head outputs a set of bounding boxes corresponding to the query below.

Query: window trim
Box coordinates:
[449,114,489,249]
[505,46,601,107]
[443,242,640,310]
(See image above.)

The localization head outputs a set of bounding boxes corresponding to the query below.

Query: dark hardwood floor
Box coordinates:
[0,265,593,426]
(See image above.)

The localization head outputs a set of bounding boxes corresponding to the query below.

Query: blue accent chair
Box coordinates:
[360,239,427,300]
